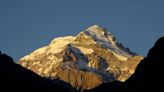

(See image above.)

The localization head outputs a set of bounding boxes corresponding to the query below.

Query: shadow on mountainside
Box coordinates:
[85,36,164,92]
[1,36,164,92]
[0,52,76,92]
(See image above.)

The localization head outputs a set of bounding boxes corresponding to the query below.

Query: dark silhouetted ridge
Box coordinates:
[1,36,164,92]
[0,52,76,92]
[85,36,164,92]
[126,36,164,92]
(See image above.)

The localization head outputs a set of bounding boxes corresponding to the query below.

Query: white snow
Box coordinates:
[84,25,132,61]
[48,36,75,54]
[77,46,94,54]
[38,68,42,75]
[110,50,128,61]
[18,25,140,88]
[32,46,47,55]
[87,61,94,68]
[43,57,62,75]
[21,46,47,61]
[21,55,31,61]
[43,62,53,74]
[21,25,131,62]
[47,55,62,62]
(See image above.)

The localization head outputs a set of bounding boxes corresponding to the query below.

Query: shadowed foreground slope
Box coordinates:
[85,36,164,92]
[0,36,163,92]
[0,52,76,92]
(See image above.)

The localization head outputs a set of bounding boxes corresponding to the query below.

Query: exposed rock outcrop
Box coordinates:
[19,25,143,90]
[0,52,76,92]
[85,36,164,92]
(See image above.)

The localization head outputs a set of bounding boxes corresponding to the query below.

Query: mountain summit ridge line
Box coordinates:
[19,25,143,90]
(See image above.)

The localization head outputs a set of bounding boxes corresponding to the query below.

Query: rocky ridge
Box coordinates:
[19,25,143,90]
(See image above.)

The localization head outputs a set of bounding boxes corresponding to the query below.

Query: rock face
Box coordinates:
[125,36,164,92]
[85,36,164,92]
[19,25,143,90]
[0,52,76,92]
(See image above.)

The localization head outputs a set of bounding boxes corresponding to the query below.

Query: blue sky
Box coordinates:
[0,0,164,61]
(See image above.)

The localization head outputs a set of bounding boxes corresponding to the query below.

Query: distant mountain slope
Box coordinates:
[19,25,143,90]
[0,52,76,92]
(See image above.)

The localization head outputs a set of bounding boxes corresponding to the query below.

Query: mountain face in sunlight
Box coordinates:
[19,25,143,90]
[84,36,164,92]
[0,52,76,92]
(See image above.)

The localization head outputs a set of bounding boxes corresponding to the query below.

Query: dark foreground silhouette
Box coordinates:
[85,36,164,92]
[0,36,163,92]
[0,52,76,92]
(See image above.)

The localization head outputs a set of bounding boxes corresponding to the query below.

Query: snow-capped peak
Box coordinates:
[86,25,111,36]
[80,25,135,60]
[86,25,103,31]
[19,25,143,91]
[84,25,117,45]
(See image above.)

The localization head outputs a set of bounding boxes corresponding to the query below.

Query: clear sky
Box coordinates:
[0,0,164,61]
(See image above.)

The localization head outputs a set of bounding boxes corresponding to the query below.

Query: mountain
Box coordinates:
[0,52,76,92]
[1,35,163,92]
[125,36,164,91]
[18,25,143,90]
[85,36,164,92]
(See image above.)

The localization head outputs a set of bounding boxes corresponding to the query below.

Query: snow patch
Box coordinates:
[83,25,132,61]
[48,36,75,54]
[21,46,47,61]
[21,55,31,61]
[77,46,94,54]
[32,46,47,55]
[111,51,128,61]
[87,25,102,31]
